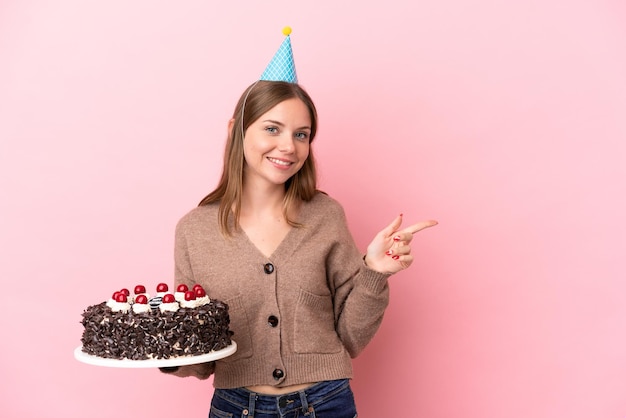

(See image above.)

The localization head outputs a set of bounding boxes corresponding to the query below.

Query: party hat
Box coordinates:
[260,27,298,83]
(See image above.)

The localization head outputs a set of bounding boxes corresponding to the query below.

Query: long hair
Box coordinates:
[198,80,319,236]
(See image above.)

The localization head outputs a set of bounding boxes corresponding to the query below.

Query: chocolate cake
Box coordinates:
[80,283,233,360]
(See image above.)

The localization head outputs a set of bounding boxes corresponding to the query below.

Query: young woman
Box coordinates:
[162,80,437,417]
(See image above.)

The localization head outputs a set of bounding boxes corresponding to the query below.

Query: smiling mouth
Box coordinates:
[267,157,293,166]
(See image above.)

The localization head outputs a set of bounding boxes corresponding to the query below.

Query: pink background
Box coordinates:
[1,1,625,417]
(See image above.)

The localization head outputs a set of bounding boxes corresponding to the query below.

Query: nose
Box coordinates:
[277,133,295,153]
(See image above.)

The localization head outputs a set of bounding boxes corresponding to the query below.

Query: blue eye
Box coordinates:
[295,132,309,142]
[265,126,278,134]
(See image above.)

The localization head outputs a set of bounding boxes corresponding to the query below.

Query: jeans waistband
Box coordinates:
[214,379,350,415]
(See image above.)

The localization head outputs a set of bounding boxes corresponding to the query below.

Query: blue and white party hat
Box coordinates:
[260,27,298,83]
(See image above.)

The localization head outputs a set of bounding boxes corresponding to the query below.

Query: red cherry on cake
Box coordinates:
[193,284,203,292]
[112,291,122,299]
[134,285,146,294]
[114,292,128,303]
[184,290,196,301]
[176,284,189,293]
[162,293,175,304]
[135,294,148,304]
[195,287,206,298]
[156,283,168,293]
[120,288,130,296]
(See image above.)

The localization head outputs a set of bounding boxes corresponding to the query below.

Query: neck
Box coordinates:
[241,178,286,217]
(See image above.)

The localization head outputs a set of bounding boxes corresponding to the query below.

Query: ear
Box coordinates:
[227,118,235,138]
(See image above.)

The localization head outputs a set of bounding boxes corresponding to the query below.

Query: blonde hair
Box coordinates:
[199,81,319,236]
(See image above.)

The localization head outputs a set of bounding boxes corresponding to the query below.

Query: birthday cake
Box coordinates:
[80,283,232,360]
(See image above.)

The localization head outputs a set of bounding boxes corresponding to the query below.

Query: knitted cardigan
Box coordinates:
[172,192,391,388]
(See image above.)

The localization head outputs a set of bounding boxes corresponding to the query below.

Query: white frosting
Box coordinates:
[174,292,186,302]
[180,298,202,308]
[159,302,179,313]
[106,299,130,313]
[196,296,210,305]
[132,303,151,314]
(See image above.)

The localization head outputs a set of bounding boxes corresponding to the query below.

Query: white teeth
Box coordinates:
[268,157,291,166]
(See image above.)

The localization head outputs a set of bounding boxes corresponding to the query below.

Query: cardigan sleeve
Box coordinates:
[161,214,215,380]
[174,215,198,289]
[325,204,392,358]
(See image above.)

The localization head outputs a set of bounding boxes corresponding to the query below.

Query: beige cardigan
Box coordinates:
[172,192,391,388]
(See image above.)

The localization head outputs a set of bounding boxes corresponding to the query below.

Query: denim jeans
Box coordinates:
[209,379,358,418]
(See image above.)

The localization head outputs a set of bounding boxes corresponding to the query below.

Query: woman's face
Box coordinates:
[242,98,311,189]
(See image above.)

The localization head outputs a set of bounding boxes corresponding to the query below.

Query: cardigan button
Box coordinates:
[272,368,284,380]
[268,315,279,327]
[263,263,275,274]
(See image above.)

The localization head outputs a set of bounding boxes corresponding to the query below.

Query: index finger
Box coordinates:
[402,220,438,235]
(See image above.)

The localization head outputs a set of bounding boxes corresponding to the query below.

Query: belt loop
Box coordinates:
[298,390,311,416]
[246,392,257,417]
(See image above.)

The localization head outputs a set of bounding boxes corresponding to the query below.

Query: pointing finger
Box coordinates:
[403,220,438,235]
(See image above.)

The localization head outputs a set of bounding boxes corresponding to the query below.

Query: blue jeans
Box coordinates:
[209,379,358,418]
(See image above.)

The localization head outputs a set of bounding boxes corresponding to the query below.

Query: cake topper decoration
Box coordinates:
[260,26,298,83]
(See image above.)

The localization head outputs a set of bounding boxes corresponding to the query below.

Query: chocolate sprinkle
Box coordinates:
[80,300,233,360]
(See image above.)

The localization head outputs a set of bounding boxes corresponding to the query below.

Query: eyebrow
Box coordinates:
[262,119,311,131]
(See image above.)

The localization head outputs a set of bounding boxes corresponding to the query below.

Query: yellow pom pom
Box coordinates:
[282,26,292,36]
